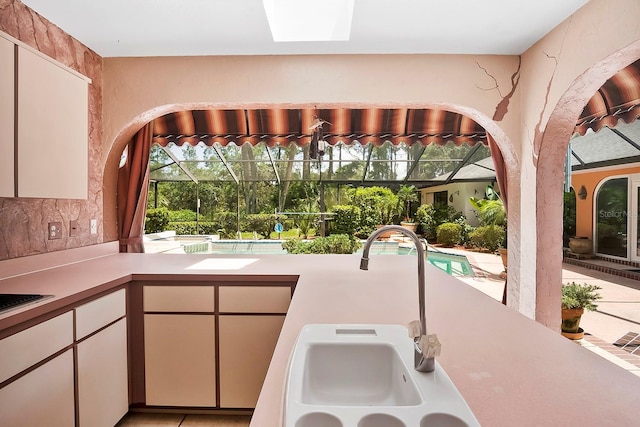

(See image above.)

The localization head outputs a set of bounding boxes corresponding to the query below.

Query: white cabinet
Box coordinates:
[143,285,216,406]
[0,30,90,200]
[144,314,216,406]
[0,35,14,197]
[77,319,128,427]
[17,45,88,199]
[0,345,75,427]
[218,285,290,408]
[219,315,285,408]
[141,283,292,409]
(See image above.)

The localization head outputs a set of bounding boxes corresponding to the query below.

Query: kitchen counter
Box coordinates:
[1,247,639,426]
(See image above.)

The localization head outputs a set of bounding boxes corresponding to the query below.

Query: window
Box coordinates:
[434,191,448,206]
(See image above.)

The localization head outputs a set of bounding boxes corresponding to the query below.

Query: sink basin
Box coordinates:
[301,342,421,406]
[285,324,479,427]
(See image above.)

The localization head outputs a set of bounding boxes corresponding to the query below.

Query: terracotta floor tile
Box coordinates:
[116,413,185,427]
[181,414,252,427]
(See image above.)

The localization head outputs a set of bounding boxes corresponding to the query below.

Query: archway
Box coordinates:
[535,41,640,330]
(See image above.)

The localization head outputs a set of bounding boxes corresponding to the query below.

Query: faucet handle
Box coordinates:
[408,320,421,339]
[418,334,441,358]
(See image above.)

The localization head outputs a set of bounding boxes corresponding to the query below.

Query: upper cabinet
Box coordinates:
[0,36,14,198]
[1,30,90,199]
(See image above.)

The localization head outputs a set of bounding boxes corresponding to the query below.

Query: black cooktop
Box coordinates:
[0,294,49,313]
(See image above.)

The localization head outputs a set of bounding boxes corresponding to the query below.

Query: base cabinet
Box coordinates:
[219,315,285,408]
[144,314,216,406]
[0,349,75,427]
[77,318,129,427]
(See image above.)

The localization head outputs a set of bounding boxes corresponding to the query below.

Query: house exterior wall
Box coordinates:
[572,164,640,241]
[419,182,493,227]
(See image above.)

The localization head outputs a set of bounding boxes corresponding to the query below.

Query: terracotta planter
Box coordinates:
[561,307,584,339]
[375,225,395,239]
[400,222,418,233]
[569,237,592,254]
[498,247,508,271]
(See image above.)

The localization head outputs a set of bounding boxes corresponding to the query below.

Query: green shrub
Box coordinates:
[210,212,239,238]
[168,221,219,235]
[168,209,197,222]
[469,225,505,252]
[145,208,170,233]
[282,234,361,254]
[415,204,436,239]
[331,205,361,236]
[244,213,279,239]
[436,222,462,247]
[347,186,398,237]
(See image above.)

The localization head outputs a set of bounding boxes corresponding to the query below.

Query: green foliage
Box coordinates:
[347,186,399,237]
[396,185,419,221]
[453,216,474,246]
[563,191,576,241]
[468,185,505,227]
[561,282,602,311]
[282,234,362,254]
[415,204,437,238]
[244,213,280,239]
[295,214,317,239]
[331,205,361,236]
[168,209,197,222]
[469,225,505,252]
[145,208,170,233]
[168,221,219,235]
[436,222,462,247]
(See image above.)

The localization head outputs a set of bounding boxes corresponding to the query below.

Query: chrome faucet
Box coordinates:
[360,225,439,373]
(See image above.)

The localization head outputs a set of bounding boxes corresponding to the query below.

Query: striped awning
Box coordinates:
[152,108,488,147]
[576,59,640,135]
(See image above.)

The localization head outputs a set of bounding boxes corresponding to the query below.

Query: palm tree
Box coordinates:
[397,185,419,222]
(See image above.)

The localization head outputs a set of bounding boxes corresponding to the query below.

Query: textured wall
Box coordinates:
[0,0,103,260]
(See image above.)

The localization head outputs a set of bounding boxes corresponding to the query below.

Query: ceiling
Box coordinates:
[21,0,589,57]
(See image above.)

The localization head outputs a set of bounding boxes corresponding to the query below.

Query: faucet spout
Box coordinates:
[360,225,436,373]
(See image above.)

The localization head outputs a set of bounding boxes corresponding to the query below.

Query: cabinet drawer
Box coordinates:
[144,286,215,312]
[219,286,291,313]
[0,311,73,383]
[75,288,126,340]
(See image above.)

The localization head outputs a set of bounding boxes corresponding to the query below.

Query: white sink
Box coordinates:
[285,324,480,427]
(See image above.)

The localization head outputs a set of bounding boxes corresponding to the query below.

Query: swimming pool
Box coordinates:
[178,239,475,277]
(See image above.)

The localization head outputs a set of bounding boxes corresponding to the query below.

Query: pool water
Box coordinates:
[182,239,475,277]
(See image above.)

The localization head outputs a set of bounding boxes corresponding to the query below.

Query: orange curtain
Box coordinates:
[117,123,153,253]
[488,135,508,305]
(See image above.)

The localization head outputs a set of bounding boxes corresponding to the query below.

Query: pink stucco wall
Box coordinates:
[0,0,103,260]
[2,0,640,330]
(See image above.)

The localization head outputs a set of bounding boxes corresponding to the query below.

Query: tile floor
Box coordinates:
[117,413,251,427]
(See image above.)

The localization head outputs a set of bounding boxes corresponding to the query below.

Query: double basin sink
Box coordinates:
[285,324,479,427]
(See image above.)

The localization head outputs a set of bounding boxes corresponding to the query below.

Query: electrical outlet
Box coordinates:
[48,222,63,240]
[90,219,97,235]
[69,220,79,237]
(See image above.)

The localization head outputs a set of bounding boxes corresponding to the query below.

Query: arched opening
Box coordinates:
[536,42,640,330]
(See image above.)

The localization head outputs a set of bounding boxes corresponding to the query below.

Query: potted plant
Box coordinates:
[397,185,419,232]
[561,281,602,340]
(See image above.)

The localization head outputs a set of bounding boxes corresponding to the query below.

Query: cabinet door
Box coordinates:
[144,314,216,406]
[0,36,13,197]
[219,315,285,408]
[0,349,75,427]
[17,46,88,199]
[77,318,129,427]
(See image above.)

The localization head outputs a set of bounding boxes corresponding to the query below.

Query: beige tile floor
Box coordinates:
[117,413,251,427]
